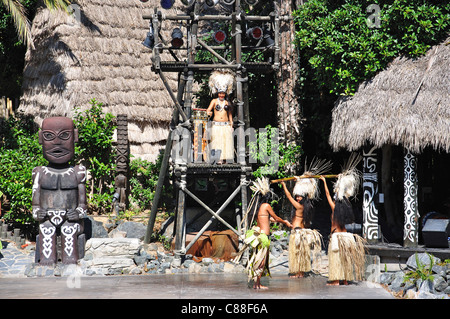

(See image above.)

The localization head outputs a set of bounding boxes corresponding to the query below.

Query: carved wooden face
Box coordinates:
[39,117,78,164]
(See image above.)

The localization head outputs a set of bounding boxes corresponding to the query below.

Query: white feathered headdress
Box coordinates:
[208,69,234,95]
[250,177,272,197]
[293,158,332,200]
[333,153,362,201]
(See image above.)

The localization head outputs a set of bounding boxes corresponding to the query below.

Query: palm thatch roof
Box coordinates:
[19,0,187,161]
[329,36,450,154]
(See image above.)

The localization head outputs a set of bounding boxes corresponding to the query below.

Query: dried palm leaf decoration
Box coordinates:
[333,153,362,201]
[293,157,332,200]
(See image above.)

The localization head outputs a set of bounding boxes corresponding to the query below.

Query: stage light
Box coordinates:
[171,27,184,48]
[180,0,195,5]
[142,23,155,49]
[220,0,235,4]
[205,0,219,7]
[245,0,258,5]
[140,0,149,2]
[160,0,174,9]
[142,31,155,49]
[246,26,263,40]
[213,30,226,44]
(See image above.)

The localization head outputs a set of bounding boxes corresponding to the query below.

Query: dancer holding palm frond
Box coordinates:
[282,158,329,278]
[320,153,367,285]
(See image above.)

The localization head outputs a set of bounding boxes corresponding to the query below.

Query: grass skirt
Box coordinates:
[209,123,234,160]
[288,228,322,274]
[328,232,367,281]
[244,227,271,282]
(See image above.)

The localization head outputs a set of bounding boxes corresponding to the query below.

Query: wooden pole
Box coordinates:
[270,174,338,184]
[144,73,187,244]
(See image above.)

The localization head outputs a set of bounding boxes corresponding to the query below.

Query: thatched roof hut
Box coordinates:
[329,36,450,154]
[19,0,185,162]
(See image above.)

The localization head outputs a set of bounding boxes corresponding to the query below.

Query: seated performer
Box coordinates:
[206,69,234,164]
[244,178,292,289]
[320,155,367,286]
[32,117,87,265]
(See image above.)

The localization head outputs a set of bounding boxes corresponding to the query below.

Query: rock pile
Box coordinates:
[23,224,292,277]
[380,253,450,299]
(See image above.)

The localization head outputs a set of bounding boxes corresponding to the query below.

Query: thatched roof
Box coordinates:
[329,36,450,154]
[19,0,186,161]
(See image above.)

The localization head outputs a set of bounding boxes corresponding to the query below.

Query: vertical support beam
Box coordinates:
[403,149,419,247]
[144,74,187,244]
[234,0,246,166]
[174,166,187,256]
[362,145,380,243]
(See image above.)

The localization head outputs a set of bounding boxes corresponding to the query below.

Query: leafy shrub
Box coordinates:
[73,98,116,213]
[0,114,45,224]
[404,253,435,284]
[128,154,172,211]
[249,125,303,179]
[293,0,450,96]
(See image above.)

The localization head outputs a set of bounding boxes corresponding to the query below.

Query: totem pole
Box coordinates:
[32,117,87,265]
[114,114,129,213]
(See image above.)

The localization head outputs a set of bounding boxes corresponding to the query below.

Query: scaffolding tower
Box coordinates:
[143,0,288,265]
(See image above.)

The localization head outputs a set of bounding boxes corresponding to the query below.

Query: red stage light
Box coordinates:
[214,30,226,44]
[246,27,263,40]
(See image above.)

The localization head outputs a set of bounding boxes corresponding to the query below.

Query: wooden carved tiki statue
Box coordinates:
[32,117,87,265]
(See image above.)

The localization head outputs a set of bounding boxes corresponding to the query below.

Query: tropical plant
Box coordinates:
[403,253,435,284]
[293,0,450,96]
[128,154,173,212]
[0,114,45,224]
[73,98,116,213]
[1,0,72,47]
[249,125,303,179]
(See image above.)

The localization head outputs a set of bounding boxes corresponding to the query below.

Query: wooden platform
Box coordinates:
[367,242,450,261]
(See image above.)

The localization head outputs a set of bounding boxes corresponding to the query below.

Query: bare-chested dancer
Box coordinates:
[282,180,321,278]
[245,179,292,289]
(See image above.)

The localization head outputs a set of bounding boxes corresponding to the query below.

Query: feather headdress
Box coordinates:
[208,69,234,95]
[293,158,332,200]
[333,153,362,201]
[250,177,272,197]
[240,177,276,230]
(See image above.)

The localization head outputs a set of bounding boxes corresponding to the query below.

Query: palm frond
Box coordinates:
[1,0,33,47]
[43,0,72,12]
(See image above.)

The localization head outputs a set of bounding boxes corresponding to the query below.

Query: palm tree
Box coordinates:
[1,0,72,48]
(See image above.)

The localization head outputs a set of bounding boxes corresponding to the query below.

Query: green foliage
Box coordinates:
[73,98,116,213]
[293,0,450,96]
[249,125,303,179]
[404,253,435,284]
[128,154,172,211]
[0,1,73,99]
[0,114,45,224]
[0,0,35,99]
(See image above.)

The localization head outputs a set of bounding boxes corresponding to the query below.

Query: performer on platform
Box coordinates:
[320,154,367,286]
[206,69,234,164]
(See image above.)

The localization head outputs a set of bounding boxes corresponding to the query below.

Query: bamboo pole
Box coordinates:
[270,174,338,184]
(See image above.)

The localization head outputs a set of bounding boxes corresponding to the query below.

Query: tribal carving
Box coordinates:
[362,146,379,242]
[32,117,87,265]
[403,149,418,247]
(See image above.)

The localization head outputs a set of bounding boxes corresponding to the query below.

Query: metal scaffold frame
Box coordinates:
[143,0,288,264]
